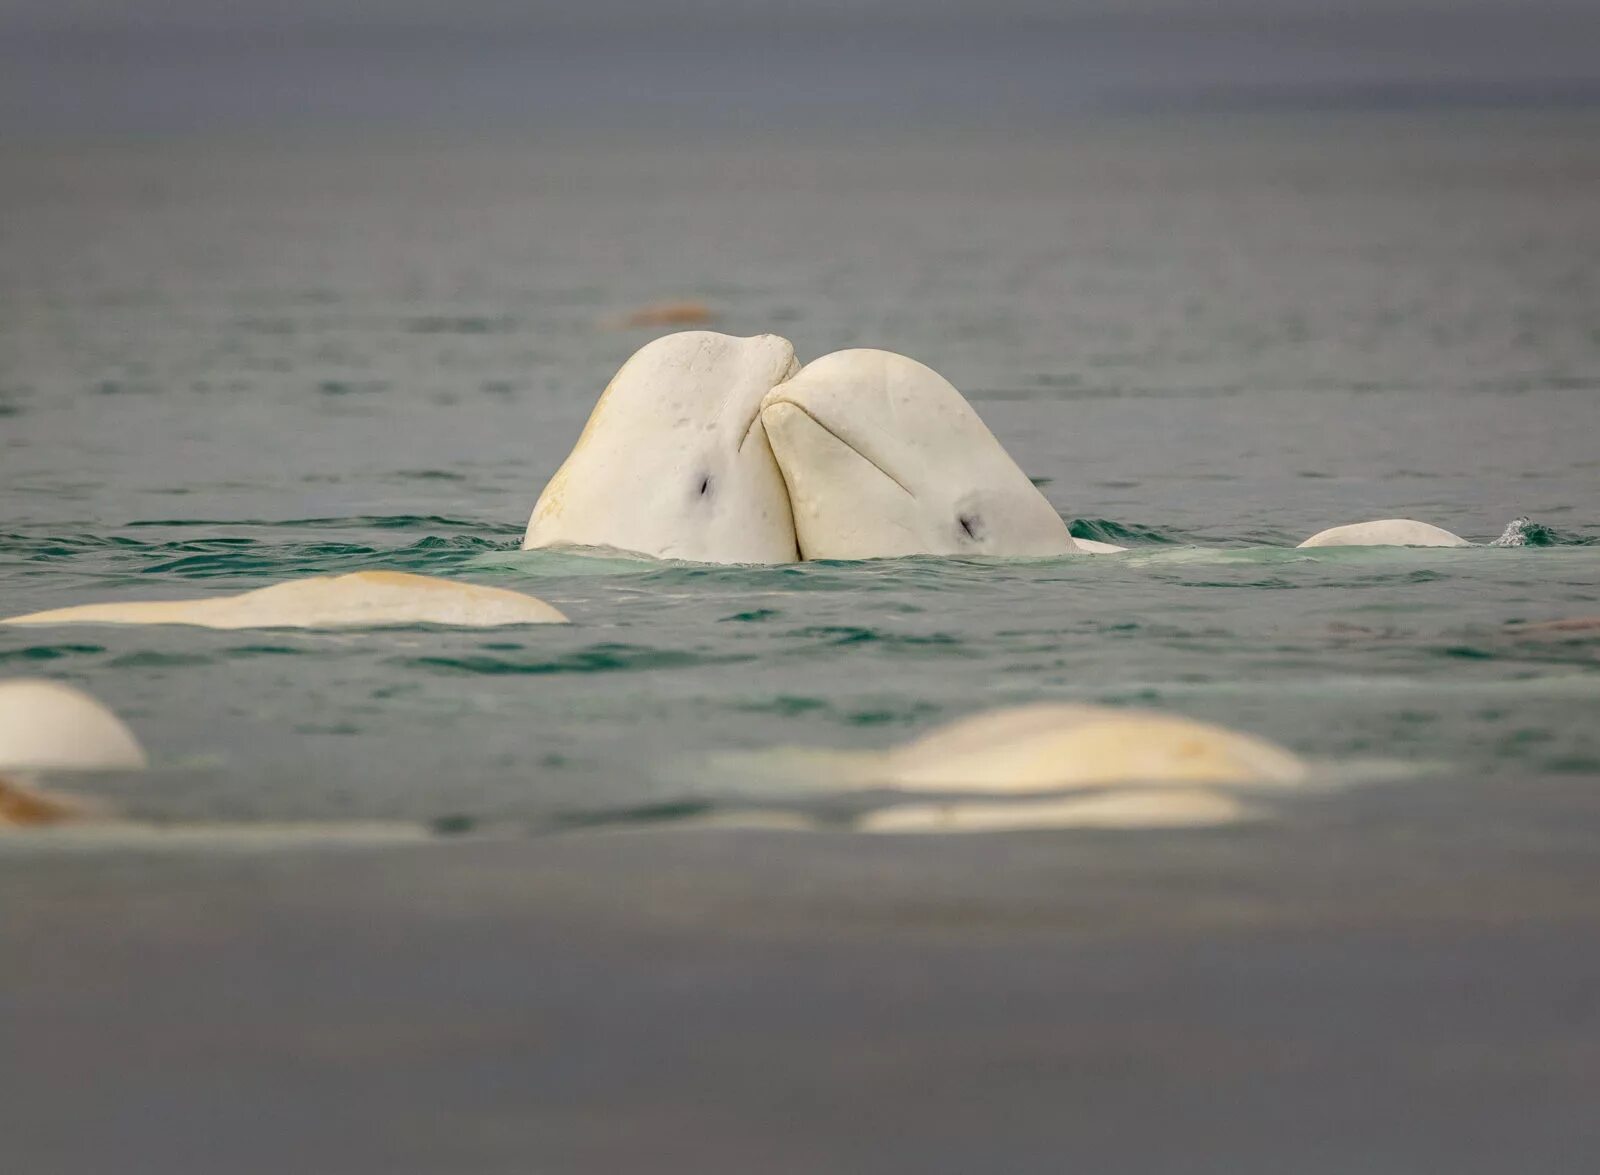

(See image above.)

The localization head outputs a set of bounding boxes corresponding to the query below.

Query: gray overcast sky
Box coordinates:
[4,0,1598,134]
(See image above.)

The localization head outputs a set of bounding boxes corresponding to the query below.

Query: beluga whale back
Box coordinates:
[1297,519,1470,548]
[2,572,568,629]
[523,331,801,563]
[759,349,1085,560]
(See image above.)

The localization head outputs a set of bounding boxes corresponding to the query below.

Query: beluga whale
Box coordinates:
[1297,519,1470,548]
[523,331,801,563]
[696,703,1307,833]
[2,572,568,629]
[0,679,146,827]
[759,349,1114,560]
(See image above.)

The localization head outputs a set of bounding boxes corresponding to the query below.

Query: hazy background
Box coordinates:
[5,0,1600,136]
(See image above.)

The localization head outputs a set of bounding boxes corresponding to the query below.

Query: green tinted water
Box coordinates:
[2,114,1597,832]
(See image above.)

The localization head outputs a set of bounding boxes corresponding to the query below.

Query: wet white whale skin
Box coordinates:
[759,348,1097,560]
[524,331,802,564]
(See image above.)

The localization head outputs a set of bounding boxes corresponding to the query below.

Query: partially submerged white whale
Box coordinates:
[875,703,1306,793]
[523,331,801,563]
[1298,519,1470,548]
[0,679,146,826]
[0,679,147,772]
[705,702,1306,832]
[1,571,567,629]
[760,349,1111,559]
[863,704,1303,831]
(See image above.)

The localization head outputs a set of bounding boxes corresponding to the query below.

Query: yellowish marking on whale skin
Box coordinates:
[0,775,97,828]
[2,571,568,630]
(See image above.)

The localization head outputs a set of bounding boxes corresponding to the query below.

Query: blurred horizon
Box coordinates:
[4,0,1599,136]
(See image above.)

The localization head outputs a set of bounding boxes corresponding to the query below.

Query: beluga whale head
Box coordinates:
[758,349,1081,560]
[524,331,802,563]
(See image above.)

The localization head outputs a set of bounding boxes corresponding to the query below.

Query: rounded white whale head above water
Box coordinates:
[759,349,1078,560]
[524,331,801,563]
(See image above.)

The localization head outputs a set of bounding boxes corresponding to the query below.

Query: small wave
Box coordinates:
[0,643,106,663]
[782,625,969,656]
[1488,516,1594,547]
[1,527,519,581]
[1068,518,1180,545]
[403,643,754,675]
[125,515,521,535]
[470,545,666,577]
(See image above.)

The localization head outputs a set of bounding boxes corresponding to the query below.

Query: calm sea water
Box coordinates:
[1,113,1597,831]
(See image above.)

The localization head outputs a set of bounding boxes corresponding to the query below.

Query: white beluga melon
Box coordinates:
[1,571,567,629]
[1298,519,1469,548]
[524,331,802,563]
[759,349,1084,560]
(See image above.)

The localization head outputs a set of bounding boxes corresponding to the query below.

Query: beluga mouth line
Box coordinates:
[758,348,1085,561]
[760,395,918,500]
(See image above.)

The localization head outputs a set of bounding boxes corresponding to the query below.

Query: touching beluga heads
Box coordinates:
[523,331,801,563]
[759,349,1099,560]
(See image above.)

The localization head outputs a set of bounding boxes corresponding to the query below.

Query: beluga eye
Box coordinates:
[698,475,712,496]
[958,514,983,540]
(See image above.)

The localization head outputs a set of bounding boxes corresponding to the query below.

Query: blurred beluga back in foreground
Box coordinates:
[0,679,145,826]
[0,679,146,773]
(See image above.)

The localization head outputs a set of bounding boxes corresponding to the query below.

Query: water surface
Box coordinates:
[2,113,1597,834]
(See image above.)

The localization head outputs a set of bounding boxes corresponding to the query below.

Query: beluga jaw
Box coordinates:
[758,349,1080,560]
[523,331,802,564]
